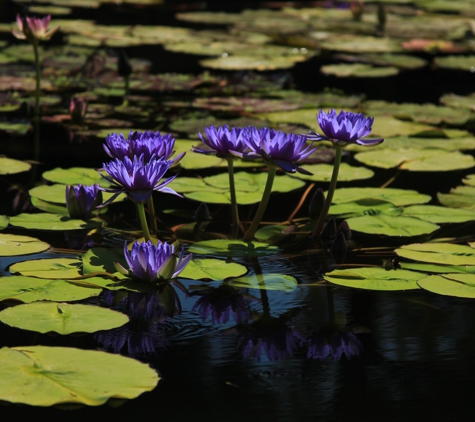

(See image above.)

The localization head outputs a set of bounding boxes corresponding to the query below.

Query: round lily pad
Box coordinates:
[0,216,9,231]
[417,274,475,298]
[9,257,83,279]
[402,205,475,223]
[0,233,50,256]
[41,167,111,187]
[291,162,374,182]
[438,185,475,209]
[188,239,280,257]
[331,187,431,206]
[0,302,128,335]
[0,157,31,175]
[8,213,102,231]
[395,243,475,266]
[0,346,159,406]
[179,259,247,280]
[321,64,399,78]
[345,214,439,236]
[226,273,298,292]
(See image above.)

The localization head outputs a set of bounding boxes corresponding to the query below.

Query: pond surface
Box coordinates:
[1,1,475,421]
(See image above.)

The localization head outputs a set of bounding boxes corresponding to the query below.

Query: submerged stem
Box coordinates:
[312,146,343,238]
[147,196,158,235]
[33,43,41,162]
[137,202,151,242]
[226,157,240,238]
[243,163,277,241]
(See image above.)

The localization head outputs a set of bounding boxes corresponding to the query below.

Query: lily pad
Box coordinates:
[41,167,111,187]
[291,162,374,182]
[9,213,102,231]
[417,274,475,298]
[9,257,83,279]
[400,262,475,274]
[0,157,31,175]
[180,259,247,280]
[188,239,280,257]
[438,185,475,209]
[329,199,400,218]
[402,205,475,223]
[345,214,439,236]
[320,35,404,53]
[0,276,101,303]
[0,346,159,406]
[395,243,475,266]
[199,55,307,71]
[324,267,422,291]
[0,233,50,256]
[226,273,298,292]
[332,187,431,207]
[435,55,475,71]
[321,64,399,78]
[0,216,9,231]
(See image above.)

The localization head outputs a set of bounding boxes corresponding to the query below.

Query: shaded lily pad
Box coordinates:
[179,259,248,280]
[291,162,374,182]
[321,64,399,78]
[0,157,31,175]
[0,346,159,406]
[0,302,128,335]
[9,257,83,279]
[417,274,475,298]
[345,214,439,236]
[0,233,50,256]
[192,97,301,113]
[226,273,297,292]
[324,267,422,291]
[395,243,475,266]
[8,213,102,231]
[332,187,431,206]
[0,276,101,303]
[188,239,279,257]
[0,121,31,135]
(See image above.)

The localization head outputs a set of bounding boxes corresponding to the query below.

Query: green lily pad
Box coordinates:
[464,174,475,187]
[200,54,307,71]
[179,258,247,280]
[332,187,431,206]
[400,262,475,274]
[0,234,50,256]
[9,213,102,231]
[402,205,475,223]
[226,273,298,292]
[0,346,159,406]
[329,199,400,218]
[370,116,440,138]
[82,247,126,276]
[188,239,280,257]
[0,216,9,230]
[0,276,101,303]
[0,302,128,335]
[30,197,69,215]
[359,136,475,152]
[9,257,83,279]
[291,162,374,182]
[192,97,301,113]
[395,243,475,266]
[435,55,475,71]
[324,267,423,291]
[417,274,475,298]
[440,93,475,111]
[320,35,404,53]
[0,121,31,135]
[41,167,111,187]
[438,185,475,209]
[321,64,399,78]
[346,214,439,236]
[0,157,31,175]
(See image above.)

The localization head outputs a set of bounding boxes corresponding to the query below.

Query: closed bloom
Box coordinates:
[192,125,249,158]
[240,127,317,174]
[99,154,179,205]
[114,240,192,283]
[65,184,102,219]
[11,14,59,45]
[104,131,183,164]
[308,109,384,147]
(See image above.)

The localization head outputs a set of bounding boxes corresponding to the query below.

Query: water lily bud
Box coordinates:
[321,217,337,240]
[193,202,212,223]
[330,231,348,256]
[69,97,87,124]
[309,188,325,222]
[337,220,352,241]
[65,184,102,219]
[350,1,364,21]
[117,48,132,77]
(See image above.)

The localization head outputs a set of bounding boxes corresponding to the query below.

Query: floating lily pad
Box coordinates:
[345,214,439,236]
[395,243,475,266]
[180,259,247,280]
[9,213,102,231]
[402,205,475,223]
[0,216,9,231]
[0,157,31,175]
[0,276,101,303]
[200,55,307,71]
[321,64,399,78]
[291,162,374,182]
[0,346,159,406]
[320,35,404,53]
[438,185,475,209]
[360,136,475,152]
[370,116,439,138]
[82,247,126,276]
[192,97,301,113]
[400,262,475,274]
[30,197,68,215]
[417,274,475,298]
[9,257,83,279]
[329,199,400,217]
[0,121,31,135]
[0,233,50,256]
[226,273,298,292]
[324,267,422,291]
[188,239,279,257]
[332,187,431,206]
[41,167,111,187]
[435,55,475,71]
[440,93,475,111]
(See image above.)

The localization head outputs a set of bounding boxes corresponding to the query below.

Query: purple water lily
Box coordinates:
[12,14,59,45]
[308,109,384,147]
[115,240,192,283]
[99,154,179,205]
[306,330,363,360]
[192,125,249,157]
[104,131,182,164]
[65,184,102,220]
[240,127,317,175]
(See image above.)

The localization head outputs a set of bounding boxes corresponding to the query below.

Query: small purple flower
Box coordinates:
[306,330,363,360]
[239,127,317,175]
[192,125,249,158]
[308,109,384,147]
[11,14,59,45]
[65,184,102,220]
[99,154,179,205]
[104,131,183,164]
[114,240,192,283]
[69,97,87,124]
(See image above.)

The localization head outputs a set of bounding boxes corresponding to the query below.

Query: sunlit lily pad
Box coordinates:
[0,157,31,175]
[435,55,475,71]
[291,162,374,182]
[402,205,475,223]
[324,267,422,291]
[321,64,399,78]
[9,257,83,279]
[346,214,439,236]
[417,274,475,298]
[440,93,475,111]
[320,35,404,53]
[41,167,111,187]
[180,259,247,280]
[370,116,439,138]
[82,247,126,276]
[192,97,301,113]
[200,55,307,71]
[329,199,399,217]
[226,273,297,292]
[0,233,50,256]
[188,239,279,257]
[0,276,101,303]
[9,213,102,231]
[395,243,475,266]
[0,346,159,406]
[400,262,475,274]
[332,187,431,206]
[438,185,475,209]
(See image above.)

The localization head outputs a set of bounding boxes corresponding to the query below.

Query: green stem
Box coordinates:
[136,202,151,242]
[226,157,240,238]
[33,43,41,163]
[123,75,129,106]
[243,163,277,241]
[312,146,343,238]
[147,196,158,235]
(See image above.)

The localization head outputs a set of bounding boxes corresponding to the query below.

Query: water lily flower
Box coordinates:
[308,109,384,147]
[69,97,87,124]
[11,14,59,45]
[240,127,317,175]
[114,240,192,283]
[192,125,249,158]
[99,154,179,206]
[306,330,363,360]
[65,184,102,220]
[104,131,183,164]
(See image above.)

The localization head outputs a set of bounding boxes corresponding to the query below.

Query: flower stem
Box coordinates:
[33,43,41,162]
[137,202,151,242]
[122,75,129,106]
[226,157,240,238]
[147,196,158,234]
[243,163,277,241]
[312,146,343,238]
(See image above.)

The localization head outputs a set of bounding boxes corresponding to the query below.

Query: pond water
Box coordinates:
[1,1,475,421]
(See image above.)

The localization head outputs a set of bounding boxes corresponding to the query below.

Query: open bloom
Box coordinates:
[104,131,183,164]
[192,125,249,158]
[11,14,59,45]
[99,154,179,205]
[114,240,192,283]
[308,109,384,147]
[239,127,317,174]
[65,184,102,219]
